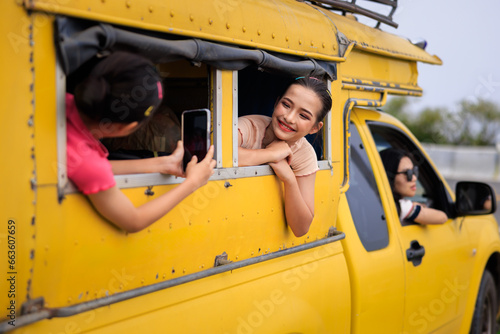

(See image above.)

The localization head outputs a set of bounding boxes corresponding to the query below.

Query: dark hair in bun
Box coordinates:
[74,51,163,124]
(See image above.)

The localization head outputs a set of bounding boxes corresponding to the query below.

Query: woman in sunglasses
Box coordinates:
[379,148,448,225]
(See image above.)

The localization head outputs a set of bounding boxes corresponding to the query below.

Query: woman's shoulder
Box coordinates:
[239,114,271,127]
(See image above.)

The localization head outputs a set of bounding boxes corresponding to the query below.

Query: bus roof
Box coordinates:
[28,0,441,65]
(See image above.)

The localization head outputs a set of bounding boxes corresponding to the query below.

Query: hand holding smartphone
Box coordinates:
[181,108,211,171]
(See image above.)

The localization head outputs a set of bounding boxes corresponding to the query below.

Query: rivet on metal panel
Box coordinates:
[298,39,302,45]
[125,1,131,8]
[170,11,175,17]
[310,41,314,46]
[242,26,247,32]
[272,33,276,39]
[322,42,326,48]
[190,15,194,22]
[285,36,289,42]
[148,6,153,13]
[226,23,230,29]
[257,30,262,36]
[209,18,213,25]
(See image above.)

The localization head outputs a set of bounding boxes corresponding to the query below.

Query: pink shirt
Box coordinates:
[238,115,319,176]
[66,94,116,195]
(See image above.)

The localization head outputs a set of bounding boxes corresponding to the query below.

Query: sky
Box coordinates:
[359,0,500,113]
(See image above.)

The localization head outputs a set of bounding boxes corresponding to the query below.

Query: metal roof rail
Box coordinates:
[304,0,399,28]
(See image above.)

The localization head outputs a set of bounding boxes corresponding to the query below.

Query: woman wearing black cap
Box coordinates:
[67,51,216,233]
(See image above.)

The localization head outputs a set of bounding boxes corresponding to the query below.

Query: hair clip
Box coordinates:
[144,106,154,117]
[295,76,321,81]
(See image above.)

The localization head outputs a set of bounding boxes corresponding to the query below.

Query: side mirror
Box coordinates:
[455,181,497,216]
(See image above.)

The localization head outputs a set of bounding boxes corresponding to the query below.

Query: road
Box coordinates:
[447,179,500,223]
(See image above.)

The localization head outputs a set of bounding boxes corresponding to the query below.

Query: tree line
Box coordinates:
[382,97,500,146]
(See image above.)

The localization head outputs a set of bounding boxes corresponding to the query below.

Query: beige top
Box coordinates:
[238,115,319,176]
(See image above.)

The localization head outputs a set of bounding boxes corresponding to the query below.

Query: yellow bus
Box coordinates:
[2,0,499,333]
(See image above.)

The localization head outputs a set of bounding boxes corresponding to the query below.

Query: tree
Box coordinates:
[381,96,500,146]
[451,99,500,146]
[382,97,450,144]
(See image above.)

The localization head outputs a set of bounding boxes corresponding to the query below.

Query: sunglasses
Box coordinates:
[396,166,419,181]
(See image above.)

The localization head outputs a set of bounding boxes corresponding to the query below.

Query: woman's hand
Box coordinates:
[109,140,185,176]
[157,141,185,177]
[184,145,216,189]
[265,140,292,164]
[269,159,295,183]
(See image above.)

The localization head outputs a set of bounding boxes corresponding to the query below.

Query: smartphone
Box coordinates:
[181,108,211,171]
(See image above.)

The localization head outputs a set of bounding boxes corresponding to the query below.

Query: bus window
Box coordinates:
[61,58,212,194]
[102,60,210,160]
[237,67,330,166]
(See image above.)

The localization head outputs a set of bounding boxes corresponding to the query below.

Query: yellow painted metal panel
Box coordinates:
[33,14,59,186]
[342,50,420,89]
[337,183,405,332]
[0,1,37,322]
[26,0,343,62]
[17,242,350,333]
[29,168,338,309]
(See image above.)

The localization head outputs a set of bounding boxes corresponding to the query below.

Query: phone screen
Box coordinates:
[182,109,210,170]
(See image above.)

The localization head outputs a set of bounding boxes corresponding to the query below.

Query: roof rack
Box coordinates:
[305,0,399,28]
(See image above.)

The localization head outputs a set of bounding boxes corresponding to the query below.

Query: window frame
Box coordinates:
[231,71,333,173]
[58,60,218,195]
[367,121,455,220]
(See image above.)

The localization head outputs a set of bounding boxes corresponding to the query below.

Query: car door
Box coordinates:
[339,120,406,333]
[353,108,476,333]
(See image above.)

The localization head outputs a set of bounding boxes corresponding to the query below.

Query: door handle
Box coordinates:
[406,240,425,266]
